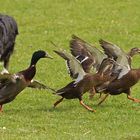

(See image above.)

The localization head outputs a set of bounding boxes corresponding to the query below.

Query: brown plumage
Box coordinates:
[70,35,140,74]
[70,35,107,73]
[96,40,140,105]
[0,50,52,112]
[127,47,140,66]
[53,50,117,112]
[97,68,140,105]
[70,36,140,99]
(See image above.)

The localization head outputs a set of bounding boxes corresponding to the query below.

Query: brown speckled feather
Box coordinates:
[70,35,107,72]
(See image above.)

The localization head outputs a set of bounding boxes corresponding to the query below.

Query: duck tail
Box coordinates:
[46,86,57,93]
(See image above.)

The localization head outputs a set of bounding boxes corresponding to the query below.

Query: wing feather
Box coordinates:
[99,39,130,79]
[70,35,107,72]
[54,50,86,82]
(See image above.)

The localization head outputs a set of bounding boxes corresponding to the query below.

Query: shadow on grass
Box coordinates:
[2,100,140,114]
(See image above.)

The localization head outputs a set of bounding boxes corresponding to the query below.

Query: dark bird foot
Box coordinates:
[97,94,109,105]
[53,97,64,108]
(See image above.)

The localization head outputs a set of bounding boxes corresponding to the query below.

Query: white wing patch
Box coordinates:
[80,56,89,64]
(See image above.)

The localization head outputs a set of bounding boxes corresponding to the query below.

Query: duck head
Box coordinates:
[129,47,140,57]
[30,50,53,66]
[21,50,52,81]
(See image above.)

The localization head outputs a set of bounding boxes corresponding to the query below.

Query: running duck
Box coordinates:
[97,68,140,105]
[53,50,117,112]
[0,50,52,112]
[96,40,140,105]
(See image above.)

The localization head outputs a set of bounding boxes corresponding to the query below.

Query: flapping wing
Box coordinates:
[70,35,107,72]
[99,39,130,79]
[28,80,56,92]
[54,50,86,82]
[95,58,121,92]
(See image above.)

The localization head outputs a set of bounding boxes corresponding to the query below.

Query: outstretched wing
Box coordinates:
[70,35,107,72]
[54,50,86,83]
[95,58,121,92]
[99,39,130,79]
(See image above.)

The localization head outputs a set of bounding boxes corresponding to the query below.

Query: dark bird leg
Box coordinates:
[126,89,140,103]
[79,99,96,112]
[98,93,109,105]
[53,97,64,108]
[0,105,3,112]
[99,93,102,99]
[89,87,96,100]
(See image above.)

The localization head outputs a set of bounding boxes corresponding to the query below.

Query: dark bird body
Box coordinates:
[54,50,117,112]
[0,14,18,73]
[70,35,107,73]
[96,40,140,105]
[103,69,140,95]
[69,35,140,105]
[0,50,52,112]
[56,73,114,99]
[97,69,140,105]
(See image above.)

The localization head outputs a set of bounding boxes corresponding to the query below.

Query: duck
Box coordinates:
[97,68,140,105]
[0,14,18,74]
[70,35,140,99]
[96,40,140,105]
[53,49,117,112]
[0,50,52,112]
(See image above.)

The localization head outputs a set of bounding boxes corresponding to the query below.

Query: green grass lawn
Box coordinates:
[0,0,140,139]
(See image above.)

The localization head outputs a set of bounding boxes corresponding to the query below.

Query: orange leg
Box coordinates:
[53,97,64,108]
[79,100,96,112]
[127,95,140,103]
[98,93,109,105]
[0,105,3,112]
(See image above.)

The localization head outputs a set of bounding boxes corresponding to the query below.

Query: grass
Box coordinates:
[0,0,140,139]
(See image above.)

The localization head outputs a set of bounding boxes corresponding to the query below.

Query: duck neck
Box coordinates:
[30,58,38,66]
[128,51,133,57]
[22,65,36,81]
